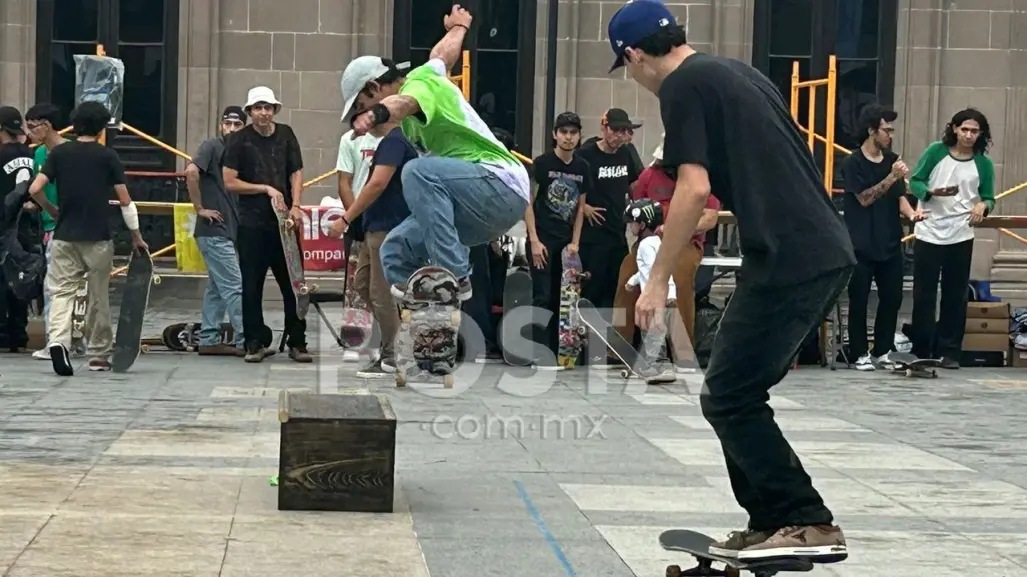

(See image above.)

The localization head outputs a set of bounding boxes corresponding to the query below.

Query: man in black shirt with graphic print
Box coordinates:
[607,0,854,563]
[840,105,920,371]
[223,86,311,363]
[0,106,37,352]
[526,112,591,365]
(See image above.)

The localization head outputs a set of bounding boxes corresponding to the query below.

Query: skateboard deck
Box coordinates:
[111,250,154,373]
[70,279,88,356]
[340,245,372,349]
[151,322,235,352]
[577,298,672,382]
[558,247,589,368]
[501,267,533,366]
[394,266,461,388]
[890,352,941,378]
[274,207,311,320]
[660,530,815,577]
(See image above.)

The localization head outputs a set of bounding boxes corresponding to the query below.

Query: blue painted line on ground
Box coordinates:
[514,479,578,577]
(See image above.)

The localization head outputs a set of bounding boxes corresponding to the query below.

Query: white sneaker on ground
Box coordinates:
[854,353,875,371]
[32,347,50,360]
[875,352,894,369]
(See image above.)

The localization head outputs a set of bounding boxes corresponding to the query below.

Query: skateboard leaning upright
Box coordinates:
[339,242,372,350]
[274,206,312,320]
[890,351,941,378]
[557,247,589,368]
[111,249,154,373]
[394,265,461,388]
[576,298,674,382]
[500,266,533,366]
[660,529,817,577]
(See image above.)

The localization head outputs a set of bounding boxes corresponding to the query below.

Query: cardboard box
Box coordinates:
[963,332,1009,352]
[966,302,1010,319]
[965,317,1010,334]
[1011,348,1027,368]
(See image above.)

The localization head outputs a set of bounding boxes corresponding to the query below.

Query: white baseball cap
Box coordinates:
[340,57,411,121]
[244,86,282,112]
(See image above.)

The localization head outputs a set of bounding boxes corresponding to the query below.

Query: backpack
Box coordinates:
[0,209,45,304]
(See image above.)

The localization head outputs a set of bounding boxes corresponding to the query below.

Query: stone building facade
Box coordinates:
[1,0,1026,267]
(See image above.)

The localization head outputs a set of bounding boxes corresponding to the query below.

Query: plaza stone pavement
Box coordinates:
[3,305,1027,576]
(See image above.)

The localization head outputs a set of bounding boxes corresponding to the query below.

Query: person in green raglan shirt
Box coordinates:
[907,107,995,369]
[337,4,529,302]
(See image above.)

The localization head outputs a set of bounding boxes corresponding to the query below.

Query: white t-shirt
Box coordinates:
[914,155,980,246]
[627,235,677,302]
[336,130,383,198]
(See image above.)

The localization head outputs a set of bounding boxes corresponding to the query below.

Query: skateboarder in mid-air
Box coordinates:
[609,0,853,562]
[341,4,529,302]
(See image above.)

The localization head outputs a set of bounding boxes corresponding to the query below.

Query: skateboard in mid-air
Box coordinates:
[557,247,589,368]
[274,206,312,319]
[500,266,533,366]
[890,352,941,378]
[111,249,154,373]
[660,529,816,577]
[577,298,674,383]
[394,265,461,389]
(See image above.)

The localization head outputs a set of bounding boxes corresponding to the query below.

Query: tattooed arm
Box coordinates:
[429,24,469,72]
[855,173,901,207]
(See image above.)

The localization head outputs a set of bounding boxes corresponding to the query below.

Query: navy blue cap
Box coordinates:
[607,0,677,72]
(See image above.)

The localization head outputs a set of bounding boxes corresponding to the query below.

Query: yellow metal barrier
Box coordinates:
[790,55,838,196]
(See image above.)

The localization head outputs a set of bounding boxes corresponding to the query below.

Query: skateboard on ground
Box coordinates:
[500,266,533,366]
[660,529,815,577]
[340,243,372,349]
[394,266,461,389]
[70,278,88,356]
[111,249,154,373]
[274,206,312,320]
[577,298,673,382]
[139,322,235,353]
[890,352,941,378]
[557,247,589,368]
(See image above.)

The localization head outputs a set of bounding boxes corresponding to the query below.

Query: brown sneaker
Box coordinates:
[736,525,847,562]
[708,529,775,558]
[198,344,239,356]
[289,347,313,363]
[244,347,267,363]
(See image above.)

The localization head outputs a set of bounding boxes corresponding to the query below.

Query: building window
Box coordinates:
[392,0,537,155]
[36,0,179,170]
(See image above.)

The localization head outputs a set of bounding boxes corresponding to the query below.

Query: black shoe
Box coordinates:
[940,357,960,369]
[50,343,73,376]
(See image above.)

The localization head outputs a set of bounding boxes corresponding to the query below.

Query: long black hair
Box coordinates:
[941,107,992,155]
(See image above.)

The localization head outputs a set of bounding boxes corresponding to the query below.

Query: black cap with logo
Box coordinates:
[602,108,642,130]
[221,105,246,124]
[0,106,25,135]
[554,111,582,130]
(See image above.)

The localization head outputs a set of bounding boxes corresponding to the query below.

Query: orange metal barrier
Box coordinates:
[790,56,838,197]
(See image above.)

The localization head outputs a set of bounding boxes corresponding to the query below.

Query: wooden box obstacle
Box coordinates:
[277,391,396,512]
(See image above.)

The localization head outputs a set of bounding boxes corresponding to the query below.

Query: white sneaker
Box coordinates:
[854,353,875,371]
[875,352,894,369]
[32,347,51,360]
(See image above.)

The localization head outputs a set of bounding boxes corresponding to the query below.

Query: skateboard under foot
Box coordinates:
[660,529,818,577]
[111,249,154,373]
[394,266,460,389]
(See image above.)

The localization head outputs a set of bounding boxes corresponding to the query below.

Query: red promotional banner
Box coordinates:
[297,206,347,271]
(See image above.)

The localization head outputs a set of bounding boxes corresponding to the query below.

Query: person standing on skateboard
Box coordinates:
[186,105,247,357]
[223,87,311,364]
[27,101,149,375]
[524,111,590,367]
[609,0,853,562]
[340,5,529,302]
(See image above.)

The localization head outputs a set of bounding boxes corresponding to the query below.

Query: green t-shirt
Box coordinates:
[34,144,60,232]
[398,59,530,201]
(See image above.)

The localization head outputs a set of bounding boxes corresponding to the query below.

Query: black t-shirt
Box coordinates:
[583,137,644,177]
[659,53,855,286]
[840,149,904,262]
[364,127,416,233]
[0,142,34,230]
[40,140,124,242]
[576,141,638,246]
[191,137,238,241]
[531,151,592,245]
[223,124,303,230]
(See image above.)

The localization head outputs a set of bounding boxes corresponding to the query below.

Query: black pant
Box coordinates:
[846,254,904,358]
[911,238,973,360]
[701,266,851,531]
[580,240,626,315]
[527,237,568,356]
[694,243,717,300]
[238,226,307,351]
[461,244,498,359]
[0,282,28,350]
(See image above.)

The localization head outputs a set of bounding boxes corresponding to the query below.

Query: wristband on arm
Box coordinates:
[121,202,140,231]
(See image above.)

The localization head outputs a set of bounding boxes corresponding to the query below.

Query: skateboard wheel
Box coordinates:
[450,311,461,326]
[401,310,412,322]
[395,373,407,387]
[444,374,454,389]
[141,345,149,354]
[298,285,309,295]
[666,565,682,577]
[620,370,630,379]
[152,276,161,285]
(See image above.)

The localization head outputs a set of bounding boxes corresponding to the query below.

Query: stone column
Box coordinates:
[0,0,36,110]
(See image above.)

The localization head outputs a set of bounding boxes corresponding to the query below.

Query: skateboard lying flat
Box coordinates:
[576,298,674,382]
[340,243,372,349]
[558,247,589,368]
[111,249,154,373]
[274,206,311,320]
[141,322,235,352]
[501,266,533,366]
[394,266,461,388]
[660,529,815,577]
[890,352,941,378]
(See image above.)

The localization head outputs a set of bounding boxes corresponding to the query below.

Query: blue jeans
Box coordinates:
[380,157,527,285]
[196,236,244,348]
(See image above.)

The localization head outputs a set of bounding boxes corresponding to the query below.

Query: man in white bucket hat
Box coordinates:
[336,4,529,303]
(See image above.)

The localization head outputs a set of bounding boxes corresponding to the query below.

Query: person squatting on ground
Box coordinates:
[28,101,149,375]
[525,111,589,367]
[341,4,529,302]
[908,108,995,368]
[610,0,853,561]
[615,132,720,371]
[622,198,678,384]
[186,105,246,356]
[840,105,922,371]
[330,99,418,378]
[222,86,312,364]
[24,103,68,360]
[0,106,37,352]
